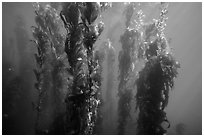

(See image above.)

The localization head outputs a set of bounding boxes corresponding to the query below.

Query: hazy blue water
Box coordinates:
[2,2,202,135]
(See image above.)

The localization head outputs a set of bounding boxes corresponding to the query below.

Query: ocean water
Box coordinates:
[2,2,202,135]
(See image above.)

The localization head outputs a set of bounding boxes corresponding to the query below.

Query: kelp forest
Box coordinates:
[3,2,182,135]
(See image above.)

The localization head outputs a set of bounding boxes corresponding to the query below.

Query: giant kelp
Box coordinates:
[31,2,180,135]
[32,3,69,134]
[60,2,105,134]
[92,48,106,134]
[135,5,180,134]
[117,3,138,134]
[136,53,179,134]
[32,2,109,134]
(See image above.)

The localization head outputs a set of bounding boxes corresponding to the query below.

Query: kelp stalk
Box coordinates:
[60,2,104,134]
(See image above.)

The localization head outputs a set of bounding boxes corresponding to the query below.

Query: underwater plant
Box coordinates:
[32,3,69,134]
[117,3,138,135]
[31,2,179,135]
[92,48,106,134]
[32,2,110,134]
[135,5,180,134]
[60,2,105,134]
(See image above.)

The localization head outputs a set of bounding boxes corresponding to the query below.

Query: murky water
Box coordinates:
[2,2,202,135]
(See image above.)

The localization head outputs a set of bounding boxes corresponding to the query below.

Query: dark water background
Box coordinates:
[2,2,202,135]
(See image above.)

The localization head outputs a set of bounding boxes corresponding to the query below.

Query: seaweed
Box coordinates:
[136,53,179,134]
[31,2,179,135]
[135,5,180,134]
[32,3,69,134]
[92,48,106,134]
[60,2,105,134]
[117,3,138,134]
[32,2,108,134]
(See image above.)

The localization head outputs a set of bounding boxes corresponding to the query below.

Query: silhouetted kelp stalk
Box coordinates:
[60,2,105,134]
[117,3,139,134]
[32,3,69,134]
[135,5,180,134]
